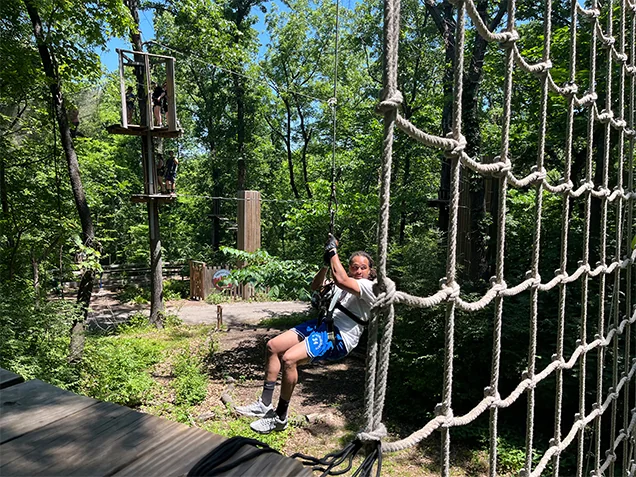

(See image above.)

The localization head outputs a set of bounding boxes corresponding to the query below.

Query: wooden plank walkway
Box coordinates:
[0,371,311,476]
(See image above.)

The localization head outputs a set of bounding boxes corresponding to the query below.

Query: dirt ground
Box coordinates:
[87,291,482,476]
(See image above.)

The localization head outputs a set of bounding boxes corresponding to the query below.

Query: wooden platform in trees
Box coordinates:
[0,369,310,477]
[130,193,177,204]
[106,124,182,138]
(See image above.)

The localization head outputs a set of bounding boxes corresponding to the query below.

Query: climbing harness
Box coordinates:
[311,281,367,344]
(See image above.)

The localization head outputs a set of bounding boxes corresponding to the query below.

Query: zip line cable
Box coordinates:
[145,40,331,105]
[175,192,321,204]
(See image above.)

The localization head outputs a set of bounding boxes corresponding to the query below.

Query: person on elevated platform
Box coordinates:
[164,150,178,194]
[156,154,166,193]
[236,235,377,433]
[152,81,165,128]
[126,86,136,124]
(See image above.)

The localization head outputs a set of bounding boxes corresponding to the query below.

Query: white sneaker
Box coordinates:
[250,410,288,434]
[235,398,273,418]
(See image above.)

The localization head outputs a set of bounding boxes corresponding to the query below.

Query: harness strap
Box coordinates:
[335,302,367,327]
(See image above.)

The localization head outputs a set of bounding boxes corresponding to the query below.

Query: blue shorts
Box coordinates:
[292,318,349,362]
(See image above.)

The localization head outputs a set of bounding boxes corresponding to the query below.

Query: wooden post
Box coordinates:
[166,57,177,131]
[237,190,261,253]
[216,305,223,330]
[237,191,260,299]
[118,51,128,128]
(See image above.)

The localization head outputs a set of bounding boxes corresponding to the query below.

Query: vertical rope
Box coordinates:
[609,1,627,475]
[623,9,636,475]
[328,0,340,236]
[578,0,598,472]
[440,2,465,475]
[365,0,401,435]
[524,0,551,472]
[593,0,614,471]
[552,0,577,474]
[489,0,516,473]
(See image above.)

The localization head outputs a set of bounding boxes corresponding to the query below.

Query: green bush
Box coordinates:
[80,336,165,406]
[219,247,314,300]
[118,312,151,333]
[171,352,208,405]
[164,279,189,300]
[0,280,81,389]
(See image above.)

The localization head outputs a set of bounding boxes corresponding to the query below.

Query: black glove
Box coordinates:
[323,250,336,266]
[324,233,338,253]
[323,234,338,266]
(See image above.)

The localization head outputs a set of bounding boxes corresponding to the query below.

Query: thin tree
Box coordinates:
[24,0,96,362]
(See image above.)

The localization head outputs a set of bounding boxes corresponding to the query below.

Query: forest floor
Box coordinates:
[86,291,490,476]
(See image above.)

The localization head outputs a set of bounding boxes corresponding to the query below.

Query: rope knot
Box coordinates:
[356,423,387,442]
[555,268,568,283]
[614,118,627,128]
[595,186,610,198]
[484,386,501,401]
[434,402,453,417]
[531,165,547,182]
[489,276,507,293]
[534,60,552,74]
[601,35,616,47]
[500,29,519,47]
[561,82,578,95]
[440,278,460,299]
[525,270,541,288]
[597,109,614,123]
[376,89,404,114]
[372,277,397,310]
[444,133,467,157]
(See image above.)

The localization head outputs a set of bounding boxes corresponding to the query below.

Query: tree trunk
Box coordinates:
[294,96,312,198]
[125,0,164,328]
[435,2,456,235]
[24,0,95,363]
[235,73,247,190]
[0,155,15,280]
[210,141,222,251]
[284,99,300,199]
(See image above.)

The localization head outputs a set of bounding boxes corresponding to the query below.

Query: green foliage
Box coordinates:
[220,246,315,300]
[164,279,190,300]
[171,352,208,406]
[79,335,165,406]
[0,280,81,388]
[117,311,151,333]
[205,292,233,305]
[202,414,292,451]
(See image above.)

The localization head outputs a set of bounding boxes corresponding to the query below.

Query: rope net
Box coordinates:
[366,0,636,474]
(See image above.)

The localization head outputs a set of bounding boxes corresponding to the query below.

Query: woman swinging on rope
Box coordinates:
[236,234,377,433]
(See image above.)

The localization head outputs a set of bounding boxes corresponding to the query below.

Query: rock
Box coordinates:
[198,412,215,422]
[305,412,339,425]
[220,393,233,407]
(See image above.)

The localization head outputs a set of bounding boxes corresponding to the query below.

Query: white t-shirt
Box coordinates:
[332,278,376,353]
